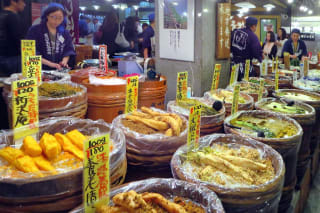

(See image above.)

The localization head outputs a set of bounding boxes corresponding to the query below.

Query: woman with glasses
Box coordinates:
[26,3,75,70]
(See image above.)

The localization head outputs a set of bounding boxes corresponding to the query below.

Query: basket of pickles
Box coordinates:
[227,81,268,102]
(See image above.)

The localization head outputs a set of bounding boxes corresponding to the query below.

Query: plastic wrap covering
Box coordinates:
[292,79,320,93]
[7,81,87,114]
[204,89,254,116]
[112,108,188,169]
[226,81,268,102]
[0,117,126,212]
[70,178,225,213]
[255,98,316,126]
[273,89,320,108]
[171,134,285,213]
[167,98,225,127]
[308,69,320,80]
[224,110,302,199]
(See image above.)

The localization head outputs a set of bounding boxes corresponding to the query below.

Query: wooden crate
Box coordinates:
[294,161,311,213]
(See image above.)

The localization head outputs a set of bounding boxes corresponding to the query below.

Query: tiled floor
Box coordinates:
[304,170,320,213]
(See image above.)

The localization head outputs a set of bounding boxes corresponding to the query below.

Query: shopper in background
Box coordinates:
[124,16,139,53]
[262,31,277,60]
[276,28,287,58]
[93,18,101,33]
[26,3,76,70]
[0,0,26,76]
[79,15,89,41]
[282,28,308,60]
[231,16,262,81]
[142,13,155,59]
[99,11,119,55]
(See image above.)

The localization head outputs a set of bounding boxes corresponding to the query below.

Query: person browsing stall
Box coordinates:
[282,28,308,60]
[142,13,155,59]
[262,31,277,60]
[231,16,262,81]
[275,28,287,58]
[26,3,75,70]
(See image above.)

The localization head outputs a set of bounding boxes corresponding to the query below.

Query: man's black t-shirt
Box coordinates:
[0,10,23,57]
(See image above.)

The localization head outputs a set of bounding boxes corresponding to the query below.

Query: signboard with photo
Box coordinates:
[260,18,277,42]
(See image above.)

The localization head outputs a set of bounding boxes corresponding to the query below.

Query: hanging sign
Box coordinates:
[125,76,139,114]
[83,134,110,213]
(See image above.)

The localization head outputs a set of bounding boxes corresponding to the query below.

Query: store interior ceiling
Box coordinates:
[79,0,154,12]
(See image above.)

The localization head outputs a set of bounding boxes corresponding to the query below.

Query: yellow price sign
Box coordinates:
[275,68,279,91]
[12,78,39,141]
[258,79,265,101]
[231,85,240,115]
[176,72,188,101]
[21,40,36,77]
[271,59,275,73]
[244,60,250,81]
[303,59,309,77]
[187,104,201,151]
[211,64,221,91]
[26,56,42,84]
[229,65,237,86]
[125,76,139,114]
[84,134,110,213]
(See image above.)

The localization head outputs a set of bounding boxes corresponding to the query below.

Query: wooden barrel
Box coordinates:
[167,98,225,137]
[84,76,167,123]
[171,134,285,213]
[255,98,316,183]
[204,89,254,117]
[112,112,188,170]
[224,110,303,212]
[0,117,126,213]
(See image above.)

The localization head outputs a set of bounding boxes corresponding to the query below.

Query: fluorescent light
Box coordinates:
[133,5,139,10]
[304,7,308,12]
[172,2,178,6]
[105,0,112,2]
[263,4,275,11]
[198,13,202,17]
[237,8,249,13]
[288,0,293,3]
[300,6,304,11]
[182,12,187,16]
[119,3,128,10]
[203,8,208,13]
[93,5,100,10]
[308,10,313,14]
[235,2,256,9]
[79,6,86,11]
[112,4,119,9]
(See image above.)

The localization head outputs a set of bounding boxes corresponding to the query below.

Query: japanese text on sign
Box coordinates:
[271,59,275,73]
[258,79,264,101]
[99,45,108,73]
[244,60,250,81]
[21,40,36,77]
[12,78,39,140]
[211,64,221,91]
[176,72,188,101]
[229,65,237,86]
[26,56,42,83]
[231,85,240,115]
[275,59,279,91]
[187,104,201,151]
[125,76,139,114]
[261,60,267,76]
[84,134,110,213]
[303,59,309,77]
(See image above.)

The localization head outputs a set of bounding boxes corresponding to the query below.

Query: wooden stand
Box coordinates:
[294,160,311,213]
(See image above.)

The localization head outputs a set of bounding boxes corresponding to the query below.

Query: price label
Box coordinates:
[284,52,290,69]
[275,69,279,91]
[125,76,139,114]
[187,104,201,150]
[211,64,221,91]
[21,40,36,78]
[12,78,39,141]
[176,72,188,101]
[244,60,250,81]
[258,79,264,101]
[303,59,309,77]
[231,85,240,115]
[26,56,42,84]
[261,60,268,76]
[84,134,110,213]
[99,45,108,72]
[229,65,237,86]
[271,59,275,73]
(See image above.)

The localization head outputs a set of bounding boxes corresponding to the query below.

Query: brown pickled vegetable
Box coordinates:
[39,83,82,98]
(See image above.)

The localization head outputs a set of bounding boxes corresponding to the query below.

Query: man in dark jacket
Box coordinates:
[0,0,26,76]
[282,28,308,60]
[231,17,262,81]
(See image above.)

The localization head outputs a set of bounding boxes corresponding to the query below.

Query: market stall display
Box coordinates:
[0,117,126,212]
[167,97,225,136]
[204,89,254,116]
[224,110,302,212]
[113,107,187,170]
[69,67,116,84]
[84,76,167,123]
[171,134,285,213]
[6,82,87,125]
[227,81,268,102]
[70,178,225,213]
[292,78,320,93]
[255,98,316,180]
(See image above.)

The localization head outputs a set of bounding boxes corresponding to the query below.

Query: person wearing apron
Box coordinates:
[231,17,262,81]
[281,28,308,61]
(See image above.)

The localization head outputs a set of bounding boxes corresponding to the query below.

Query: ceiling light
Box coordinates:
[237,8,249,13]
[203,8,209,13]
[79,6,86,11]
[288,0,293,3]
[119,3,128,10]
[263,4,275,11]
[303,7,308,12]
[198,13,202,17]
[112,4,119,9]
[308,10,313,14]
[172,2,178,6]
[105,0,112,2]
[300,6,304,11]
[133,5,139,10]
[93,5,100,10]
[235,2,256,8]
